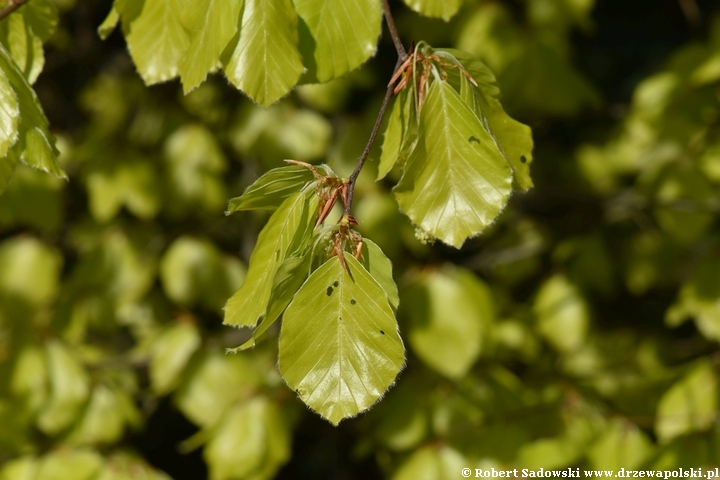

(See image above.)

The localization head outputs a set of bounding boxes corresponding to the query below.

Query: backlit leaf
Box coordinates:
[125,0,190,85]
[394,80,512,248]
[378,87,416,180]
[224,189,317,328]
[358,238,399,311]
[279,255,405,425]
[293,0,381,82]
[401,0,462,21]
[533,274,589,352]
[0,65,19,171]
[150,321,202,395]
[179,0,243,93]
[226,165,316,213]
[223,0,304,107]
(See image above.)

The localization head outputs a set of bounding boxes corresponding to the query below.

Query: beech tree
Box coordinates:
[1,0,720,479]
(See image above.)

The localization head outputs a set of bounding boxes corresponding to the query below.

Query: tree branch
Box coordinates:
[344,1,407,215]
[0,0,29,21]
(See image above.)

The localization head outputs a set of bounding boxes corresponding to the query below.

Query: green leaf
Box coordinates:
[655,361,718,443]
[23,0,59,42]
[0,236,62,306]
[401,265,493,379]
[98,453,172,480]
[179,0,243,93]
[393,80,512,248]
[401,0,462,21]
[0,151,17,194]
[66,385,128,446]
[358,238,399,311]
[293,0,381,82]
[0,65,19,163]
[35,449,103,480]
[226,165,316,213]
[150,321,202,395]
[392,445,467,480]
[666,256,720,341]
[0,13,44,84]
[378,87,416,180]
[37,341,90,435]
[533,274,589,353]
[223,0,304,107]
[437,48,534,190]
[224,188,317,328]
[175,352,262,426]
[98,6,120,40]
[204,398,291,480]
[0,44,64,179]
[278,254,405,425]
[125,0,190,85]
[588,420,654,470]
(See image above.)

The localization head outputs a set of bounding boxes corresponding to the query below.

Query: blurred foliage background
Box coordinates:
[2,0,720,478]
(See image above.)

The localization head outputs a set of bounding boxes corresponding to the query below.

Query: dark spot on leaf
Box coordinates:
[520,155,527,163]
[326,286,333,296]
[350,299,357,305]
[339,317,343,322]
[469,136,480,144]
[333,281,339,287]
[380,330,385,335]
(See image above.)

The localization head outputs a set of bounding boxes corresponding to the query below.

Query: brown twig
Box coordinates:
[344,1,407,215]
[0,0,29,21]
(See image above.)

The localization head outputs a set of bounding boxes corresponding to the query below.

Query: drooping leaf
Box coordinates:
[0,65,19,161]
[293,0,381,83]
[394,80,512,248]
[125,0,190,85]
[378,87,417,180]
[655,361,718,443]
[0,44,63,178]
[358,238,399,311]
[436,48,534,190]
[224,189,317,328]
[179,0,244,93]
[400,265,493,379]
[226,165,316,213]
[223,0,304,107]
[401,0,462,21]
[98,5,120,40]
[279,255,405,425]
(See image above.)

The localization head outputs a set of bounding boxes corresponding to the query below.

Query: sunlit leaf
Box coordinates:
[279,255,405,425]
[125,0,190,85]
[666,256,720,341]
[0,236,62,307]
[655,361,718,443]
[588,419,654,470]
[224,189,317,328]
[226,165,316,213]
[378,87,416,180]
[223,0,304,107]
[401,0,462,21]
[293,0,381,82]
[150,321,202,395]
[66,385,129,446]
[394,80,512,248]
[392,445,467,480]
[401,265,492,379]
[179,0,243,93]
[35,449,103,480]
[0,47,20,164]
[98,5,120,40]
[0,44,64,179]
[358,239,399,311]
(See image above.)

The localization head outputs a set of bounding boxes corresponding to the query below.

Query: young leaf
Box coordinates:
[358,238,399,311]
[0,43,64,179]
[293,0,381,83]
[401,0,462,22]
[226,165,316,213]
[224,189,317,328]
[378,87,417,180]
[278,254,405,425]
[0,151,18,194]
[533,274,589,353]
[125,0,190,85]
[223,0,304,107]
[0,13,45,84]
[437,48,534,191]
[394,80,512,248]
[179,0,244,93]
[98,5,120,40]
[0,66,19,160]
